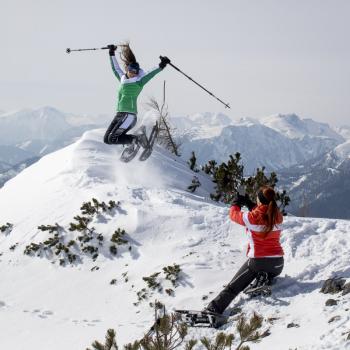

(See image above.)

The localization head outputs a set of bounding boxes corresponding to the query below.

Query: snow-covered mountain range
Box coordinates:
[0,106,110,161]
[1,107,349,218]
[279,140,350,219]
[0,130,350,349]
[172,113,345,173]
[0,107,111,187]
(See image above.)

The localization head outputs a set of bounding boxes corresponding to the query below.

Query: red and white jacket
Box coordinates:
[230,204,284,258]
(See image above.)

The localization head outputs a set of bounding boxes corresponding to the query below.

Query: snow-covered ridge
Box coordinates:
[0,130,350,349]
[261,113,344,141]
[172,112,344,142]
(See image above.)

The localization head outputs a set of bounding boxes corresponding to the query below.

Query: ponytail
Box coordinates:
[259,186,280,237]
[120,43,138,70]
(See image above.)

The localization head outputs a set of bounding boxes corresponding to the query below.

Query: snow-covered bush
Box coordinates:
[0,222,13,235]
[23,198,130,266]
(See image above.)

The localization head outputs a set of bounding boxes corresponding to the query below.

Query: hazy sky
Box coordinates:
[1,0,349,125]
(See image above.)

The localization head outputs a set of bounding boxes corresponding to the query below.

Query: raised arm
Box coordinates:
[230,205,246,226]
[139,66,162,86]
[108,45,124,81]
[229,194,247,226]
[139,56,170,86]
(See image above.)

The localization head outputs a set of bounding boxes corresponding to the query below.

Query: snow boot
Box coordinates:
[244,271,272,297]
[135,133,148,149]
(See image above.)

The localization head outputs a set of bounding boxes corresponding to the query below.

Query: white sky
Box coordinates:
[0,0,349,125]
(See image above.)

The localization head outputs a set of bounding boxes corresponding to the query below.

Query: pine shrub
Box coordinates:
[24,198,130,266]
[203,153,290,212]
[163,264,181,287]
[0,222,13,235]
[111,229,128,245]
[187,176,201,193]
[110,245,118,256]
[200,332,235,350]
[235,312,269,349]
[188,151,199,172]
[87,328,118,350]
[143,272,162,291]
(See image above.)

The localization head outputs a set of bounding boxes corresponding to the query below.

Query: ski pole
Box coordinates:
[160,56,230,109]
[66,44,128,54]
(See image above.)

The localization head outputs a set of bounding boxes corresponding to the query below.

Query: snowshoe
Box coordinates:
[139,122,159,161]
[244,284,272,297]
[120,126,147,163]
[175,309,228,328]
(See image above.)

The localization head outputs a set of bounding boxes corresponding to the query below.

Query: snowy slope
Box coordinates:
[1,130,350,350]
[0,156,39,188]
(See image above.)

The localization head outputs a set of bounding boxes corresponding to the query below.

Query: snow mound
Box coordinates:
[0,129,350,350]
[0,129,214,233]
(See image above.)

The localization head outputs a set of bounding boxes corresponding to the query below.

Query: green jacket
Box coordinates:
[110,55,162,114]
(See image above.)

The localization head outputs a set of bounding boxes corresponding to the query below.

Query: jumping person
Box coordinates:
[104,44,170,150]
[206,186,284,314]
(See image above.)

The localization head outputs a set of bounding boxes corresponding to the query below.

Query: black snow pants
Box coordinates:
[104,112,137,145]
[207,257,284,314]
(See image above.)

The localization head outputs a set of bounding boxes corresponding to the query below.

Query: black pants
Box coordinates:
[207,257,284,314]
[104,112,137,145]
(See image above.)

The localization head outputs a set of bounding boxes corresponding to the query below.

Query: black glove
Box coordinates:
[244,194,256,211]
[159,56,171,69]
[108,44,117,56]
[232,194,246,208]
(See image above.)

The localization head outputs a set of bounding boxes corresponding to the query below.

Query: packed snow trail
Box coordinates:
[0,129,349,350]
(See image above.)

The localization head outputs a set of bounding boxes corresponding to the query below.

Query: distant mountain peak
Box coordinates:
[261,113,343,141]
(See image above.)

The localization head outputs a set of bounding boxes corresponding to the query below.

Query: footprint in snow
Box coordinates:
[0,301,6,308]
[30,309,54,318]
[190,215,204,225]
[172,198,185,205]
[72,318,101,327]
